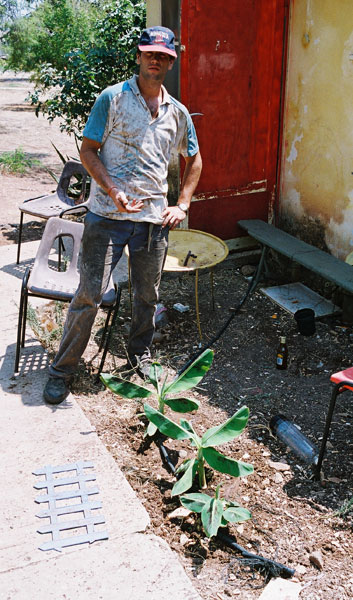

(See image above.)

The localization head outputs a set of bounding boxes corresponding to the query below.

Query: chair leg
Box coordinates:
[96,287,122,379]
[16,212,24,264]
[21,289,29,348]
[315,382,345,477]
[15,269,30,372]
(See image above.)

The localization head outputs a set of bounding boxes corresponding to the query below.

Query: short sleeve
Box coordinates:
[83,88,113,143]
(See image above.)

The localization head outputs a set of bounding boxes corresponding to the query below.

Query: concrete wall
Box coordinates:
[279,0,353,260]
[146,0,161,27]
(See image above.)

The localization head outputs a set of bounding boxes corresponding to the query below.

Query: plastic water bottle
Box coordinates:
[270,415,319,465]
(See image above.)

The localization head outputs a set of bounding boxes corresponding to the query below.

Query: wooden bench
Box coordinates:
[238,219,353,295]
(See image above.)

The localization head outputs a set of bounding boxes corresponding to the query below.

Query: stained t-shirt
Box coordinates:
[83,74,199,223]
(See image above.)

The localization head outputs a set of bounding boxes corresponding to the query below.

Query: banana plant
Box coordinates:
[144,404,254,494]
[100,349,214,436]
[180,484,251,538]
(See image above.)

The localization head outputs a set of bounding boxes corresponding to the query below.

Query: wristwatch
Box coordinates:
[177,203,189,212]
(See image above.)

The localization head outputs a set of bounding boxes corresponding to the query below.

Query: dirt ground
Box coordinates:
[2,72,352,600]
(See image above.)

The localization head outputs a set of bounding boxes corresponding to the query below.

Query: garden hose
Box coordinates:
[155,439,294,579]
[177,249,266,376]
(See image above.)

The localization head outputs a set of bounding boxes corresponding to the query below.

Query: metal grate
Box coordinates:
[33,460,108,552]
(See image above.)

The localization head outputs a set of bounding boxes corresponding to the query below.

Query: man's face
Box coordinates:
[137,51,175,82]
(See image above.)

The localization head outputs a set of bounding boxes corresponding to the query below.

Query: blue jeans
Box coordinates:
[49,211,168,381]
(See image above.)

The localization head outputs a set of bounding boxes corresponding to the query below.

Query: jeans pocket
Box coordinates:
[152,224,169,249]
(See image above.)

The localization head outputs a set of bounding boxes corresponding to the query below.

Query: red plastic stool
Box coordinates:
[316,366,353,476]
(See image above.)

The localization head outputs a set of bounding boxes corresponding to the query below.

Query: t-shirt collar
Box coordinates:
[129,74,171,105]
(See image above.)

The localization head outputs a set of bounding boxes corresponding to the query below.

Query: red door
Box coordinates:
[180,0,288,239]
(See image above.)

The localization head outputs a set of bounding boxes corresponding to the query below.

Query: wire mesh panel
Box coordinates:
[33,460,108,552]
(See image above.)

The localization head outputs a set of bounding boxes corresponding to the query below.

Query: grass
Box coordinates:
[0,147,41,174]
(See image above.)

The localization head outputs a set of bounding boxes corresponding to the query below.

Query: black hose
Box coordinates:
[156,442,295,580]
[217,531,295,579]
[177,253,265,376]
[158,441,177,475]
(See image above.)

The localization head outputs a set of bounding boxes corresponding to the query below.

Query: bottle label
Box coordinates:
[276,354,283,365]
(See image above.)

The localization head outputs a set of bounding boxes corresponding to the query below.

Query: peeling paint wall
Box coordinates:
[280,0,353,260]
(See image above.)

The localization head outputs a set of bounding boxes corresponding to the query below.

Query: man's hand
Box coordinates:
[110,189,144,213]
[161,205,187,229]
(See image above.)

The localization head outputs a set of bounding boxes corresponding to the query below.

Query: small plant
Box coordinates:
[0,147,41,174]
[333,495,353,518]
[144,404,254,495]
[101,349,214,436]
[27,301,66,350]
[180,484,251,538]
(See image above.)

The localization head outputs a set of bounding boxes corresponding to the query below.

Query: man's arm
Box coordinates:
[162,151,202,229]
[80,137,143,214]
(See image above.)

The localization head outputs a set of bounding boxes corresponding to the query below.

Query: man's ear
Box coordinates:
[136,51,141,65]
[168,58,176,71]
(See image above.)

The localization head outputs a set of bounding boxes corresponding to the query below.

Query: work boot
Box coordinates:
[43,377,71,405]
[128,353,152,381]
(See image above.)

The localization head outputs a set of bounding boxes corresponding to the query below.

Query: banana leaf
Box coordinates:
[164,397,200,413]
[144,404,194,441]
[201,406,249,447]
[203,446,254,478]
[100,374,151,399]
[164,349,214,394]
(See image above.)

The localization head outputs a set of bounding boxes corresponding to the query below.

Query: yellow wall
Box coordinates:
[280,0,353,259]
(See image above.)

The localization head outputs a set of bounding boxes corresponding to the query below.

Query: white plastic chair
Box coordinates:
[15,217,120,377]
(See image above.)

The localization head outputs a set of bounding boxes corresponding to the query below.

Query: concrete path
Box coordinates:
[0,241,202,599]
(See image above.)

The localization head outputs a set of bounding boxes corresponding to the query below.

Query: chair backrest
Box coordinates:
[28,216,117,306]
[57,160,89,207]
[28,217,84,301]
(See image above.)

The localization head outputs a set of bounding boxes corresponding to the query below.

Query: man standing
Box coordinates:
[43,26,202,405]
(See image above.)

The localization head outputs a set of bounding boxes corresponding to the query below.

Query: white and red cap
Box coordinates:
[138,26,177,58]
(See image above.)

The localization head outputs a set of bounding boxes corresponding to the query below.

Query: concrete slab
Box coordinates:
[0,240,202,599]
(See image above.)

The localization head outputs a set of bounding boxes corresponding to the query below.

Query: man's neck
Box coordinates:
[137,74,163,100]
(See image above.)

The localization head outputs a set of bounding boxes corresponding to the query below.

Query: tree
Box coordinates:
[3,0,146,137]
[3,0,99,72]
[0,1,38,30]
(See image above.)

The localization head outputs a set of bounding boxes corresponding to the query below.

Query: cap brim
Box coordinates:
[138,44,177,58]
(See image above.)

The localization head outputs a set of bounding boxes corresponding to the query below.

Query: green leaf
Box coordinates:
[100,374,151,399]
[223,506,252,523]
[164,397,200,413]
[148,361,163,387]
[165,349,214,394]
[144,404,193,441]
[171,458,199,496]
[179,419,199,446]
[180,493,211,513]
[201,406,250,447]
[203,447,254,478]
[201,497,224,538]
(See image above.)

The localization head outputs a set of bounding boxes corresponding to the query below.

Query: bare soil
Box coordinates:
[2,73,352,600]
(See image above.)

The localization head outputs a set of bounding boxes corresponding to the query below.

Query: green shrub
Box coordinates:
[4,0,146,136]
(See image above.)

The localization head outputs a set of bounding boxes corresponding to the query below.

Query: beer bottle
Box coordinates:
[276,336,288,370]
